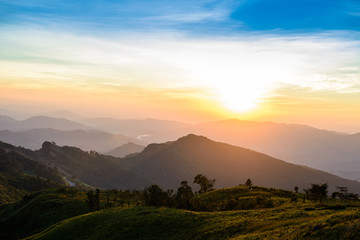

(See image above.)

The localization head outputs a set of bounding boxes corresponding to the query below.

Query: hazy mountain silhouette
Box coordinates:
[45,111,85,122]
[82,117,189,142]
[0,129,139,152]
[115,134,360,192]
[0,115,91,131]
[189,119,360,181]
[4,135,360,192]
[105,142,145,158]
[2,114,360,181]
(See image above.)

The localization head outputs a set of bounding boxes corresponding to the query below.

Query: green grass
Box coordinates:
[0,187,89,240]
[26,199,360,240]
[191,186,294,211]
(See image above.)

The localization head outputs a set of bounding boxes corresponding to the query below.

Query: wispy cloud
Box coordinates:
[1,28,359,101]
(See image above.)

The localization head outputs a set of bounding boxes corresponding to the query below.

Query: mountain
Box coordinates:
[0,115,91,131]
[0,128,139,152]
[45,110,85,122]
[22,141,152,189]
[105,142,145,157]
[0,141,65,204]
[189,119,360,181]
[116,134,360,193]
[3,134,360,193]
[82,117,190,143]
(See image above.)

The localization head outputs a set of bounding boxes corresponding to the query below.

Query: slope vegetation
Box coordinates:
[0,188,88,240]
[26,202,360,240]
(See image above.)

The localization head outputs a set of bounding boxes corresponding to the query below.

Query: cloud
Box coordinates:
[1,28,360,105]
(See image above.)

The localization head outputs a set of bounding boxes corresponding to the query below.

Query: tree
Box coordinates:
[143,184,169,207]
[175,181,194,209]
[245,178,253,187]
[306,183,328,202]
[86,189,100,211]
[294,186,299,193]
[332,186,359,200]
[193,174,216,194]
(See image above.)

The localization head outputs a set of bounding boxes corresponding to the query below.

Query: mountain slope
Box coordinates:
[0,115,91,131]
[25,141,152,189]
[119,134,360,193]
[82,117,189,142]
[190,119,360,180]
[0,128,138,152]
[0,141,65,204]
[105,142,145,157]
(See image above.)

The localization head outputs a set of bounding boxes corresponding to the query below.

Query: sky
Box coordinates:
[1,0,360,132]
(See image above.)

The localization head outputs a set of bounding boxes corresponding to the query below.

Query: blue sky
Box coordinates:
[1,0,360,130]
[2,0,360,34]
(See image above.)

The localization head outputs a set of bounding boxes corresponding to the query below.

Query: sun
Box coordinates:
[217,84,261,112]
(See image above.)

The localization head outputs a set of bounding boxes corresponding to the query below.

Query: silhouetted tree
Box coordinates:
[245,178,253,187]
[86,189,100,211]
[193,174,215,194]
[143,184,169,207]
[294,186,299,193]
[175,181,194,209]
[332,186,359,200]
[306,183,328,202]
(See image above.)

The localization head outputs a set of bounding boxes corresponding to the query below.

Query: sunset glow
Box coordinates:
[1,0,360,132]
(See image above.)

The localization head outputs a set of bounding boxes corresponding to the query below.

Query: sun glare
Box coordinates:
[216,83,262,112]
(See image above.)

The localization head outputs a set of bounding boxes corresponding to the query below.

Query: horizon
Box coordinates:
[1,0,360,133]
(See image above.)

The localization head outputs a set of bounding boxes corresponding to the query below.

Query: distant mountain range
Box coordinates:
[0,128,139,152]
[190,119,360,180]
[0,115,91,131]
[5,135,359,193]
[105,142,145,158]
[1,114,360,181]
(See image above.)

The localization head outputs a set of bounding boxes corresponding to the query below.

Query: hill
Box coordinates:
[0,141,65,204]
[0,188,88,240]
[0,128,138,152]
[118,134,360,193]
[26,202,360,240]
[25,141,152,189]
[105,142,145,157]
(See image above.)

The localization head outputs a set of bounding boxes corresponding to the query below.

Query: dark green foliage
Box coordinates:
[305,183,328,202]
[143,184,170,207]
[175,181,194,209]
[0,173,63,205]
[193,174,215,194]
[294,186,299,193]
[0,188,88,240]
[191,186,282,211]
[332,186,359,200]
[86,189,100,211]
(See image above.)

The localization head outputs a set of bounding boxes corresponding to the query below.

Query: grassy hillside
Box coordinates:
[0,188,89,240]
[191,186,295,211]
[26,202,360,240]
